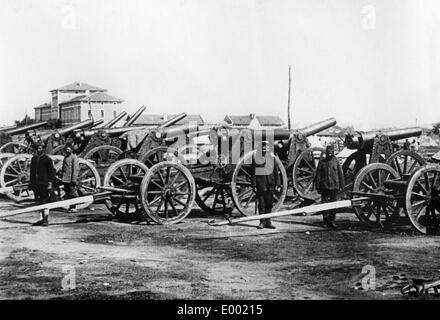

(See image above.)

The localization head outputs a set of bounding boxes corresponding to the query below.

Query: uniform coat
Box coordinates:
[252,153,280,194]
[61,154,79,184]
[314,156,345,191]
[30,154,55,187]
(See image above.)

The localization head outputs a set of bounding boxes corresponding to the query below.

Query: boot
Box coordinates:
[257,220,265,229]
[42,213,49,227]
[32,219,44,227]
[265,219,276,229]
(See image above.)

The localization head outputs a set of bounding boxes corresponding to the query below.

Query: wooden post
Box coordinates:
[287,65,292,130]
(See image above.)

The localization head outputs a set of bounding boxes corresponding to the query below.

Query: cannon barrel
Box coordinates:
[345,127,422,150]
[123,106,146,127]
[57,118,95,136]
[5,121,47,135]
[158,112,187,129]
[79,125,149,140]
[0,125,17,132]
[103,111,128,129]
[157,123,199,140]
[297,117,337,137]
[90,119,105,129]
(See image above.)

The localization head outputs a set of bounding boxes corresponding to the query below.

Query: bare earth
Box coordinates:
[1,198,440,300]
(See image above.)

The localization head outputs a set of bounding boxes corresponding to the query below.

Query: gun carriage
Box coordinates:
[342,127,425,189]
[350,162,440,234]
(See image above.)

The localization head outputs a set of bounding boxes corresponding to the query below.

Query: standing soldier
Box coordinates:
[30,142,55,226]
[252,140,279,229]
[62,143,79,213]
[315,145,345,229]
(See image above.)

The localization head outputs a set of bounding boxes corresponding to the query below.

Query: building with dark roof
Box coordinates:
[224,114,286,128]
[134,114,205,127]
[34,81,123,126]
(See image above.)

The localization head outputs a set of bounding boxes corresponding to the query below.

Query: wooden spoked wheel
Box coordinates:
[231,151,287,216]
[83,145,122,165]
[385,150,426,179]
[195,183,233,214]
[0,154,33,200]
[103,159,148,221]
[292,147,325,199]
[404,165,440,234]
[139,146,185,168]
[0,153,15,171]
[140,161,196,224]
[352,163,401,229]
[0,142,29,154]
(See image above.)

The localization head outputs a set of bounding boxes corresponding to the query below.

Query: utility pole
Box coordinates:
[287,65,292,130]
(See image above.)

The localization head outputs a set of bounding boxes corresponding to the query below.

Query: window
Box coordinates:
[113,110,117,117]
[88,110,92,118]
[101,110,104,117]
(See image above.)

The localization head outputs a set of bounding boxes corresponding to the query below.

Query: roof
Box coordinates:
[50,81,106,92]
[34,102,51,110]
[59,92,123,105]
[224,115,253,126]
[256,115,285,127]
[168,114,205,126]
[134,114,205,126]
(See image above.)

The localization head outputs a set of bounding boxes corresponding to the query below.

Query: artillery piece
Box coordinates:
[350,162,440,234]
[0,121,48,154]
[342,127,425,188]
[98,117,336,224]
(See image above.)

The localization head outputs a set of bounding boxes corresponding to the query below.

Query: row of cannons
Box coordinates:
[0,110,438,235]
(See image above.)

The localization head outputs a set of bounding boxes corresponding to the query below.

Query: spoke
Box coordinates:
[212,187,220,209]
[170,170,181,186]
[408,160,418,174]
[238,187,253,199]
[416,180,427,194]
[393,158,402,176]
[244,192,255,208]
[411,200,426,209]
[164,198,169,219]
[168,197,179,215]
[5,178,18,186]
[361,181,375,192]
[411,192,426,200]
[157,170,166,187]
[149,195,162,206]
[424,172,430,191]
[172,196,186,207]
[118,167,128,183]
[368,173,377,189]
[431,171,439,189]
[151,179,164,190]
[111,175,126,187]
[403,156,408,174]
[239,168,252,179]
[155,197,165,214]
[165,167,171,185]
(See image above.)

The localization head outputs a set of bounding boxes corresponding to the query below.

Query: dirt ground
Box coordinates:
[1,197,440,300]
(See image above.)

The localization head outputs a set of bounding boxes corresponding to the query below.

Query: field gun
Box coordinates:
[0,121,48,153]
[342,127,424,184]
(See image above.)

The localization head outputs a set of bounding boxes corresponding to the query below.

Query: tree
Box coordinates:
[14,115,36,127]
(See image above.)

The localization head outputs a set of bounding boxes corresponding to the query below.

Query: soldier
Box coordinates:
[252,140,279,229]
[315,144,345,229]
[30,142,55,226]
[61,143,80,213]
[403,139,410,150]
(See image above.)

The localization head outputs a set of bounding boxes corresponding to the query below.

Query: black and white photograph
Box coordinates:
[0,0,440,305]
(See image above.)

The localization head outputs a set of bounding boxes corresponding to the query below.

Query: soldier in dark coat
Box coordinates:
[252,141,280,229]
[30,143,55,226]
[314,145,345,228]
[61,144,80,213]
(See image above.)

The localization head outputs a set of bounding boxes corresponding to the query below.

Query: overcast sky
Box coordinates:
[0,0,439,129]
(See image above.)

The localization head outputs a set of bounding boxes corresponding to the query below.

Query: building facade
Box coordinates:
[34,81,123,126]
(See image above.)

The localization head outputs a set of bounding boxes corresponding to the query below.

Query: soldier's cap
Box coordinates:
[65,142,73,149]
